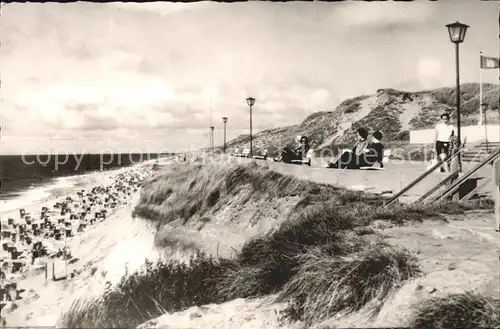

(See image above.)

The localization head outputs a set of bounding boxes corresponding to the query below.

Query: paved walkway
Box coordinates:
[226,157,495,203]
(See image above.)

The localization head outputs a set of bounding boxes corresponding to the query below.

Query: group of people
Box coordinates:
[268,111,462,171]
[327,128,385,169]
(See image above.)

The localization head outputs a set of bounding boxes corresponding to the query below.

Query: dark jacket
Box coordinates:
[367,142,384,163]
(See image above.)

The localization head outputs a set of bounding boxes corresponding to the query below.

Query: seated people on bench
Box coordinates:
[278,135,310,163]
[364,131,385,168]
[328,128,370,169]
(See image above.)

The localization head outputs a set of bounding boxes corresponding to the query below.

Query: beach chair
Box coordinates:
[11,259,26,273]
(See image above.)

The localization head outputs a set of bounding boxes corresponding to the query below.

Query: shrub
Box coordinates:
[60,253,238,329]
[411,292,500,329]
[279,241,421,325]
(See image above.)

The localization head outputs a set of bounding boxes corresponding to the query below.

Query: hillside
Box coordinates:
[225,83,499,155]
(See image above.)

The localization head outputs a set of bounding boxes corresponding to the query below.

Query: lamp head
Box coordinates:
[246,97,256,106]
[222,117,228,123]
[445,21,469,43]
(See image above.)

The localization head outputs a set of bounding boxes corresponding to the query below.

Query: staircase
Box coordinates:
[462,142,500,163]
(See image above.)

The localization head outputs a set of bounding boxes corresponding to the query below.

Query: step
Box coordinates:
[462,157,499,164]
[462,155,488,161]
[472,147,498,152]
[464,151,490,155]
[462,155,488,160]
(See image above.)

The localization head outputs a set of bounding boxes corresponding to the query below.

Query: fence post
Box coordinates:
[493,157,500,232]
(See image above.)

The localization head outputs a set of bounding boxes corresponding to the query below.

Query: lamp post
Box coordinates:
[210,126,215,153]
[222,117,228,153]
[481,103,489,153]
[246,97,256,157]
[446,21,469,173]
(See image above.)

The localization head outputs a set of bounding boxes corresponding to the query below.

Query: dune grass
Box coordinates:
[60,253,238,329]
[278,241,420,325]
[132,161,324,226]
[410,292,500,329]
[61,161,495,328]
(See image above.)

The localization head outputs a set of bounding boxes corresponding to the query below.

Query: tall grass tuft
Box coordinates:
[279,241,421,325]
[60,253,238,329]
[411,292,500,329]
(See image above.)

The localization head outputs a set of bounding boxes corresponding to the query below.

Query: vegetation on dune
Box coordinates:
[61,162,496,329]
[339,104,403,145]
[59,253,237,329]
[278,241,420,325]
[133,161,322,226]
[410,292,500,329]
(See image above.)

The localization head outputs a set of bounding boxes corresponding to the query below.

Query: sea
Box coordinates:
[0,153,165,212]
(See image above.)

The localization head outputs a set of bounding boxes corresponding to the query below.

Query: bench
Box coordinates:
[289,149,314,166]
[253,149,268,160]
[327,149,392,170]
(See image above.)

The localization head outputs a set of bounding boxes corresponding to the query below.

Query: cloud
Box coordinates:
[417,57,445,90]
[336,1,434,29]
[82,113,120,131]
[3,1,495,153]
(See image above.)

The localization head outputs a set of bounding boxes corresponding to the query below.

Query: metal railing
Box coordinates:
[432,147,500,203]
[417,169,460,203]
[384,144,466,207]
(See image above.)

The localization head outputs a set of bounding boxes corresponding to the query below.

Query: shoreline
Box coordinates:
[0,158,163,217]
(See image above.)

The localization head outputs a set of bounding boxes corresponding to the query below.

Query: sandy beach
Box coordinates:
[1,159,162,327]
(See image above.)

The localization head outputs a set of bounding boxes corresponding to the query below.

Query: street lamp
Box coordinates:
[481,103,489,152]
[446,21,469,172]
[210,126,215,153]
[246,97,256,157]
[222,117,228,153]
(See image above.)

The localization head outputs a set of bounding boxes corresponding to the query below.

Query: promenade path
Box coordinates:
[199,156,495,204]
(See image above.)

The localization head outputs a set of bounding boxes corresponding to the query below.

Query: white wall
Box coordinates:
[410,124,500,144]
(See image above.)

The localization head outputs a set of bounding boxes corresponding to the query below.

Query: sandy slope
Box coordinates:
[137,294,305,329]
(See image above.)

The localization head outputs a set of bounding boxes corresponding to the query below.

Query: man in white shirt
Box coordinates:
[434,113,455,172]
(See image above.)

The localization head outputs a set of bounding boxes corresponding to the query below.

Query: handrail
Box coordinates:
[432,147,500,203]
[384,144,466,207]
[417,169,460,203]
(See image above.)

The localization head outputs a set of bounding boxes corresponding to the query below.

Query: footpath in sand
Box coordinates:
[1,161,160,327]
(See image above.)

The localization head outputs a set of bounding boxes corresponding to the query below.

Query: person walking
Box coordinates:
[434,113,455,172]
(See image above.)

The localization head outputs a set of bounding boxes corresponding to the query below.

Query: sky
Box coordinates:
[1,0,499,154]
